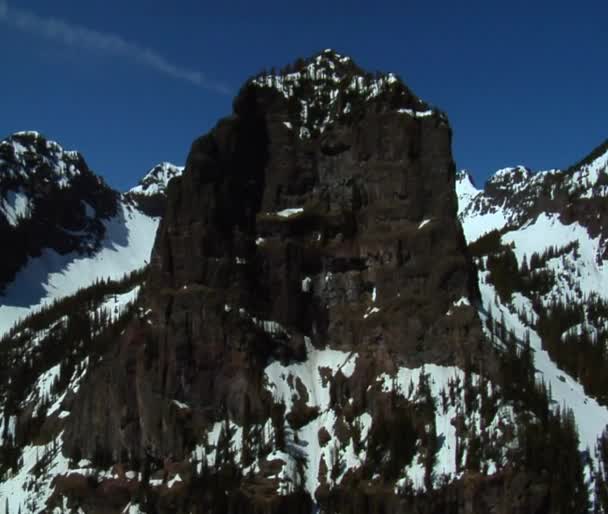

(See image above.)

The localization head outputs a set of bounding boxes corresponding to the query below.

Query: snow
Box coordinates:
[261,339,364,494]
[276,207,303,218]
[251,52,429,139]
[456,170,511,243]
[418,218,431,229]
[167,473,183,488]
[454,296,470,307]
[25,363,61,416]
[379,364,478,491]
[129,162,183,196]
[562,322,598,342]
[455,171,480,217]
[123,503,145,514]
[0,133,83,189]
[265,338,357,413]
[461,206,508,244]
[1,190,31,226]
[90,286,140,329]
[363,306,380,319]
[492,165,531,181]
[252,317,287,335]
[567,148,608,199]
[397,108,434,118]
[0,431,70,514]
[302,276,312,292]
[0,201,158,336]
[47,356,90,416]
[459,162,608,488]
[446,296,471,316]
[503,213,608,301]
[478,273,608,465]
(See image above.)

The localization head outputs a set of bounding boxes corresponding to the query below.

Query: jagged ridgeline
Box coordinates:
[0,131,118,290]
[0,50,590,513]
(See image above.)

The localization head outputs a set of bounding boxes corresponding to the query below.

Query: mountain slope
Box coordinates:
[457,142,608,507]
[0,132,182,335]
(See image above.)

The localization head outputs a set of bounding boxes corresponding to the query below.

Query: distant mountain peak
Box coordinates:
[125,161,184,217]
[0,131,88,189]
[128,161,184,197]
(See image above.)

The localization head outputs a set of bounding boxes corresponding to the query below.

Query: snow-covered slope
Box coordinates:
[457,141,608,299]
[0,201,157,335]
[455,170,509,243]
[458,140,608,498]
[0,131,181,336]
[457,140,608,249]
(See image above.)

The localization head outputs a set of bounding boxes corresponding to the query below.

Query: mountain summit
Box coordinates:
[249,49,437,139]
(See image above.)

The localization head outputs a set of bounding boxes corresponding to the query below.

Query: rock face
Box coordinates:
[58,52,557,513]
[0,131,118,290]
[148,49,480,367]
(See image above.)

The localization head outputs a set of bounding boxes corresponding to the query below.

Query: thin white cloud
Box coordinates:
[0,0,230,95]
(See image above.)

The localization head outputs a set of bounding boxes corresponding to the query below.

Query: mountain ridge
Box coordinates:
[0,131,183,335]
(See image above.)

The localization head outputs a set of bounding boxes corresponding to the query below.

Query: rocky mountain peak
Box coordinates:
[0,131,91,190]
[458,139,608,245]
[0,131,118,291]
[486,165,531,190]
[249,49,438,139]
[125,161,184,217]
[53,50,503,512]
[128,161,184,197]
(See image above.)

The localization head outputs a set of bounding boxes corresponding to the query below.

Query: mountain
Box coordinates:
[0,51,600,513]
[0,131,182,335]
[125,162,185,217]
[457,142,608,510]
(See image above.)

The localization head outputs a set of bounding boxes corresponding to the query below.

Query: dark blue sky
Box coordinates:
[1,0,606,190]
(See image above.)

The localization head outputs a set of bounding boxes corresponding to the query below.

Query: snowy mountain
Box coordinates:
[0,131,182,335]
[457,140,608,508]
[128,162,184,197]
[0,52,604,514]
[125,162,184,216]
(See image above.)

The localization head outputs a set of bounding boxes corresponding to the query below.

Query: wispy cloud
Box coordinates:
[0,0,231,95]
